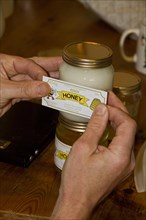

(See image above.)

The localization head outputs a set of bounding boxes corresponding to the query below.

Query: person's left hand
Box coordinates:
[0,53,62,117]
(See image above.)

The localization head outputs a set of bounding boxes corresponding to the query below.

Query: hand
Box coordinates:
[31,56,62,79]
[0,54,62,117]
[51,91,136,220]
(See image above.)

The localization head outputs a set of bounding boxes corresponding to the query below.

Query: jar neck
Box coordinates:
[59,114,87,132]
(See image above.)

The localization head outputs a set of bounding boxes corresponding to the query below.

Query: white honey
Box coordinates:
[59,41,114,122]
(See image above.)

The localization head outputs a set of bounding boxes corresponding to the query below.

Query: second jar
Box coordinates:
[54,115,109,171]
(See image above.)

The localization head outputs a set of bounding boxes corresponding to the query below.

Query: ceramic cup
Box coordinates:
[120,24,146,74]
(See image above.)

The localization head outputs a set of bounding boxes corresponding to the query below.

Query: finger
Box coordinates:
[11,74,32,81]
[13,57,48,80]
[0,103,12,117]
[78,104,109,154]
[0,54,48,80]
[49,71,60,78]
[31,56,63,74]
[1,79,51,99]
[108,105,137,155]
[108,91,128,113]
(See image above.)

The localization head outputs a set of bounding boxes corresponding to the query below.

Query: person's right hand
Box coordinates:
[51,91,137,220]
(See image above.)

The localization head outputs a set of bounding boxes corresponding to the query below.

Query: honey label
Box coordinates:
[54,136,71,170]
[42,76,108,119]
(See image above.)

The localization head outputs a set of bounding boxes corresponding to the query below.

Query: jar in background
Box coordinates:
[54,114,109,171]
[113,72,141,120]
[59,41,114,122]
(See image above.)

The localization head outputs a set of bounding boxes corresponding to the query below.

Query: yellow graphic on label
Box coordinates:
[57,150,68,160]
[90,98,101,110]
[57,91,89,106]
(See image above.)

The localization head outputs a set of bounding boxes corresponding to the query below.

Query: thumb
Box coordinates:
[1,79,51,99]
[81,104,109,153]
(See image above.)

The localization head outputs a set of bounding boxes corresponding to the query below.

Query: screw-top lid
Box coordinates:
[113,72,141,95]
[59,114,87,132]
[62,41,113,68]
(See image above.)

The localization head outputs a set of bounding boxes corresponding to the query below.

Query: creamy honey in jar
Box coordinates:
[54,115,109,171]
[59,41,114,122]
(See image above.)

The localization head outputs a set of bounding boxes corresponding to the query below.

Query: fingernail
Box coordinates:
[37,83,50,97]
[95,104,107,116]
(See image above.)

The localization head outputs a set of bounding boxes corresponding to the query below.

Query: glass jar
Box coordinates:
[59,41,114,122]
[54,114,109,171]
[113,72,141,120]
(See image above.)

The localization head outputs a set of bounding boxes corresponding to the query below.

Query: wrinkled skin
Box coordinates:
[0,53,62,116]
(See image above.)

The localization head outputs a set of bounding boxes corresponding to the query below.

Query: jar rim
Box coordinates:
[113,72,141,95]
[59,114,87,132]
[62,41,113,68]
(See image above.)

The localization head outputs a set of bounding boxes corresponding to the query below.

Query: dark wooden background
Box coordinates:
[0,0,145,219]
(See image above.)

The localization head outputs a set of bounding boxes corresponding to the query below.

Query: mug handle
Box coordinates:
[119,29,139,62]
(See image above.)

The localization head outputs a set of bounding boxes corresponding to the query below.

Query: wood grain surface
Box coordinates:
[0,0,146,219]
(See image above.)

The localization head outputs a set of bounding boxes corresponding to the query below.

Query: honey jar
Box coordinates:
[54,114,109,171]
[113,72,141,120]
[59,41,114,122]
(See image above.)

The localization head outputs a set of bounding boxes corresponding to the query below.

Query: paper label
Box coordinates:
[54,136,71,170]
[42,76,108,119]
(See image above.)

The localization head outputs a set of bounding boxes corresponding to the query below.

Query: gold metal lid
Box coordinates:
[59,114,87,132]
[62,41,113,68]
[113,72,141,95]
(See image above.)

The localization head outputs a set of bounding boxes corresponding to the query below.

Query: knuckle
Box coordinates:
[127,116,137,131]
[113,152,135,175]
[72,137,89,153]
[21,82,33,98]
[27,59,35,69]
[113,155,130,171]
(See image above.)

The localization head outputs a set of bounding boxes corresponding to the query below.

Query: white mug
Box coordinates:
[120,24,146,75]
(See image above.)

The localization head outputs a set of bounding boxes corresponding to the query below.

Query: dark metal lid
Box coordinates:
[62,41,113,68]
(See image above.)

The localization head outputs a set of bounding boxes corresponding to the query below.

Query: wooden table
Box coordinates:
[0,0,146,219]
